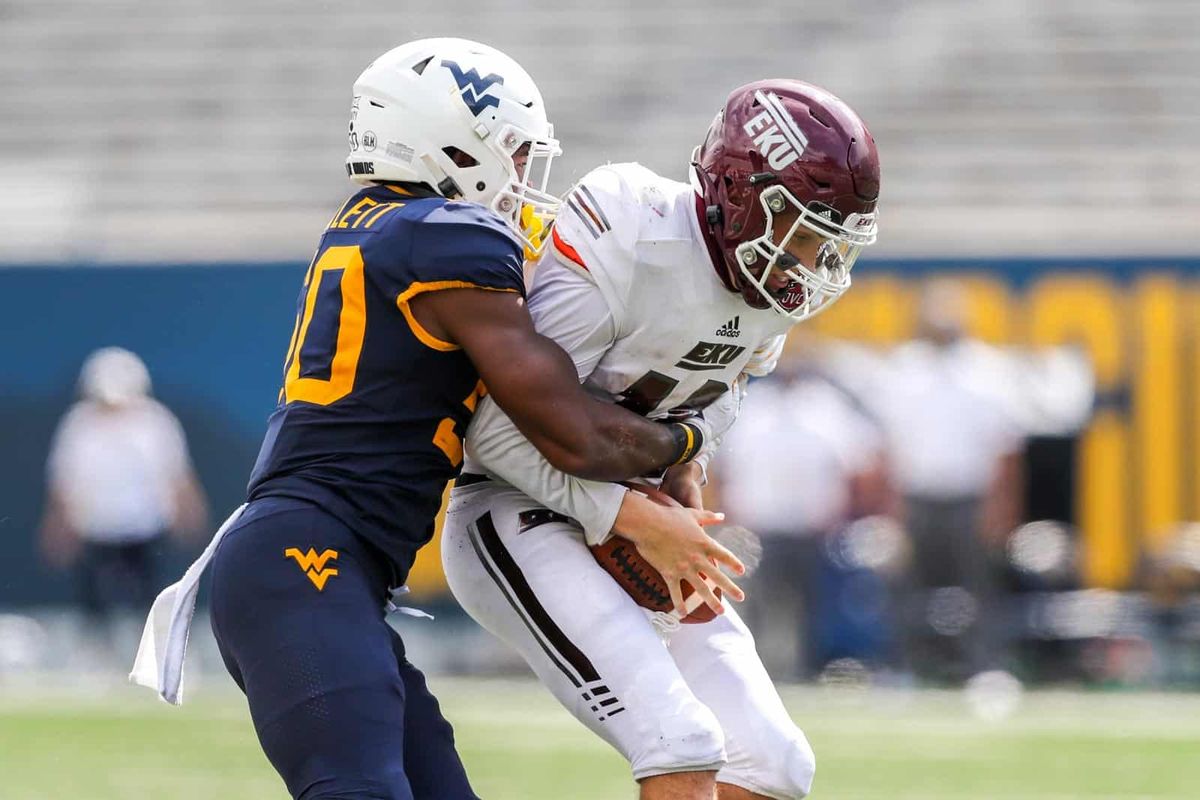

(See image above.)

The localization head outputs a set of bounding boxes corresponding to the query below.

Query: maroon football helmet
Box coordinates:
[691,80,880,320]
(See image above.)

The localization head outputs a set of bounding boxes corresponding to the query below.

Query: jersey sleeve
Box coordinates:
[464,397,628,545]
[370,200,526,303]
[744,334,787,378]
[548,165,642,332]
[526,256,618,381]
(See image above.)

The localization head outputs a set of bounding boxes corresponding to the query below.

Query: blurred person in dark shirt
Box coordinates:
[867,281,1023,683]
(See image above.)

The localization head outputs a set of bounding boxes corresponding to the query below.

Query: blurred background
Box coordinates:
[3,1,1200,798]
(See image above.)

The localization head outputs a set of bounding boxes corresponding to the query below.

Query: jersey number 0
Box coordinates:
[281,245,367,406]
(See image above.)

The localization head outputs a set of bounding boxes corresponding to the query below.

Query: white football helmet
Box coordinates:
[348,38,561,255]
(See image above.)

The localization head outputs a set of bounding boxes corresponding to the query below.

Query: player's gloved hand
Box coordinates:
[672,376,745,482]
[611,490,745,616]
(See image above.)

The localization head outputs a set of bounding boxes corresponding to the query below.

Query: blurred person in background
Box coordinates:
[868,280,1024,683]
[38,347,207,652]
[715,336,894,680]
[1145,524,1200,687]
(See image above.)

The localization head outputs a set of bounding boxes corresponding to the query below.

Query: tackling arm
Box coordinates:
[418,288,703,480]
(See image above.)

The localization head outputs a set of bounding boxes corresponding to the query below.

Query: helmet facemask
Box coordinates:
[733,185,877,322]
[484,123,561,259]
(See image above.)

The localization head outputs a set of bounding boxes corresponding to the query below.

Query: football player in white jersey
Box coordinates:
[443,80,880,800]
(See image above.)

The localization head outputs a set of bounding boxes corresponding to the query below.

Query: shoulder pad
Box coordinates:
[407,201,524,291]
[418,200,520,238]
[550,163,695,319]
[549,166,646,316]
[555,163,667,270]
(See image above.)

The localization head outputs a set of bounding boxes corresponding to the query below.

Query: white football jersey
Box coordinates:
[547,162,793,414]
[463,163,793,542]
[445,164,816,797]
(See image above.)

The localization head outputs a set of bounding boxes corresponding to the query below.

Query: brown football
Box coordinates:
[589,483,720,624]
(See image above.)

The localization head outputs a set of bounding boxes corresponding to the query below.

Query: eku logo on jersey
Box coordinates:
[284,547,339,591]
[441,60,504,117]
[676,341,747,372]
[743,89,809,170]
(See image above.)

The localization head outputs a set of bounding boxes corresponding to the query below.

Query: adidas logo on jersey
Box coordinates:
[715,316,741,338]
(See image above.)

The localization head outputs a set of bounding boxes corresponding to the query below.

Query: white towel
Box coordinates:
[129,504,247,705]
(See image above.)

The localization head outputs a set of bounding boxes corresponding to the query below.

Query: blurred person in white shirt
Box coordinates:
[868,281,1024,682]
[716,337,892,679]
[39,347,207,625]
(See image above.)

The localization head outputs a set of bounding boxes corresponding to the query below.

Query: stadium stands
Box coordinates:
[0,0,1197,262]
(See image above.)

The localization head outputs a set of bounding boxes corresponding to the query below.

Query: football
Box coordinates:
[590,483,722,624]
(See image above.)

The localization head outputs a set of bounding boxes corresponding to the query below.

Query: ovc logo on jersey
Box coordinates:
[743,90,809,170]
[441,60,504,117]
[284,547,339,591]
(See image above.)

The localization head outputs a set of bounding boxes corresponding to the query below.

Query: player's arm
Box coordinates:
[463,386,744,612]
[39,417,82,569]
[38,485,81,569]
[437,268,742,612]
[417,288,702,481]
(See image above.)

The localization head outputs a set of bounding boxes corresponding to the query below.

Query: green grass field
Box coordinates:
[2,677,1199,799]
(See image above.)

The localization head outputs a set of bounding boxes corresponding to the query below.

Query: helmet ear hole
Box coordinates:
[722,175,745,210]
[442,146,479,168]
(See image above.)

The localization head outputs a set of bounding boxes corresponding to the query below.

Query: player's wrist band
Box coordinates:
[668,421,705,465]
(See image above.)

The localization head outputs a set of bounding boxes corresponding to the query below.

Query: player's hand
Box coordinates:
[612,491,746,616]
[661,462,705,510]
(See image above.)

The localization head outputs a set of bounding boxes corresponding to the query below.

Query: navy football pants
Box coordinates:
[209,497,479,800]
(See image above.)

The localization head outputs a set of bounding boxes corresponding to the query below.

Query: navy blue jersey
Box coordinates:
[247,184,525,584]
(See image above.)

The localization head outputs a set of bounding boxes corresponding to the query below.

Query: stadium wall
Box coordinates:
[2,258,1198,606]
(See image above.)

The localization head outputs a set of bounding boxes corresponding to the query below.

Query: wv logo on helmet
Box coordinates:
[441,60,504,117]
[743,90,809,170]
[284,547,339,591]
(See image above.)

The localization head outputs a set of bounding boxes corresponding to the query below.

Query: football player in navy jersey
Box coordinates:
[199,39,745,800]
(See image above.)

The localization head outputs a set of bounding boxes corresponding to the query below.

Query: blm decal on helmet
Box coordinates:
[441,60,504,117]
[743,90,809,170]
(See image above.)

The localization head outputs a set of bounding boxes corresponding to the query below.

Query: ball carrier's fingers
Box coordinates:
[609,496,745,618]
[684,570,725,617]
[664,566,688,620]
[671,511,745,615]
[706,524,763,576]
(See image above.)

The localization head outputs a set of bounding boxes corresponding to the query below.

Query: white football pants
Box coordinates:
[442,481,816,799]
